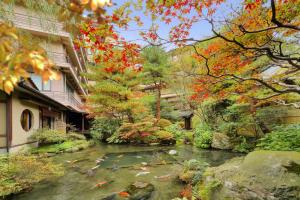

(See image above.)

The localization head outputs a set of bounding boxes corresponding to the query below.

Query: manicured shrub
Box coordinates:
[30,129,67,145]
[157,118,172,129]
[256,124,300,152]
[194,124,213,149]
[0,154,63,197]
[67,132,86,140]
[165,123,184,140]
[31,140,94,154]
[111,116,159,144]
[90,118,121,141]
[154,130,174,140]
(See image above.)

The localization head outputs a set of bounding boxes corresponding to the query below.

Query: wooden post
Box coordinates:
[81,113,84,133]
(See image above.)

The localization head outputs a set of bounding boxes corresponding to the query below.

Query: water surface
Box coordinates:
[12,144,241,200]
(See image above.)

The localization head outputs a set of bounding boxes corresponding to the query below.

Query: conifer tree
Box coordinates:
[86,65,147,123]
[142,46,170,121]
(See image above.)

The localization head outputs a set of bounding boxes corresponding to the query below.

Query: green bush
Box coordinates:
[67,132,86,140]
[165,123,184,140]
[233,136,256,153]
[111,116,159,144]
[31,140,93,154]
[179,159,209,185]
[90,118,121,141]
[154,130,174,140]
[198,179,222,200]
[194,124,213,149]
[0,154,63,197]
[157,118,172,129]
[30,129,67,145]
[256,124,300,151]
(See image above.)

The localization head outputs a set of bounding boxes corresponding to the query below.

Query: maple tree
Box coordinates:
[0,23,58,94]
[189,0,300,106]
[0,0,112,94]
[136,0,300,107]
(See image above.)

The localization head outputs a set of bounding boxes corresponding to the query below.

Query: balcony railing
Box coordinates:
[42,91,83,112]
[47,52,70,67]
[10,12,68,36]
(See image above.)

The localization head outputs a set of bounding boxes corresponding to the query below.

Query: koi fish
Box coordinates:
[135,171,150,177]
[118,191,130,197]
[95,181,108,188]
[140,167,148,171]
[154,174,171,180]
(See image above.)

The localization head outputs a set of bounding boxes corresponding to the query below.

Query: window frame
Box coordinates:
[21,109,33,132]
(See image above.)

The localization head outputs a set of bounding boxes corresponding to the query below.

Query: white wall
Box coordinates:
[0,103,6,148]
[11,94,40,147]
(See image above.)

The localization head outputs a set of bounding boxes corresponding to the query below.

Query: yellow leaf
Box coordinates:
[80,0,89,5]
[4,80,14,94]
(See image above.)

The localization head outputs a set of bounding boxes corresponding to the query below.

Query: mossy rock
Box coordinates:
[199,151,300,200]
[211,132,234,150]
[126,182,155,200]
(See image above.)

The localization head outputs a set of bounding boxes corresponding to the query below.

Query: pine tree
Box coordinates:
[142,46,170,121]
[86,65,147,123]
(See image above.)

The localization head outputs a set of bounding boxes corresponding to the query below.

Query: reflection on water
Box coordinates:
[12,144,242,200]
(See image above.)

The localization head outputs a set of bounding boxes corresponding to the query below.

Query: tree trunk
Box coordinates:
[127,111,134,123]
[156,83,161,121]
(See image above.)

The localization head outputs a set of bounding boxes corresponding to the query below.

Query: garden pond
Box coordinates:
[12,144,242,200]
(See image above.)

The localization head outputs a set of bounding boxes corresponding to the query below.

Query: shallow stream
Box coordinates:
[12,144,241,200]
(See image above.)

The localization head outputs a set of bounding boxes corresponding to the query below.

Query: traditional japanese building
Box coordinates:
[0,5,89,153]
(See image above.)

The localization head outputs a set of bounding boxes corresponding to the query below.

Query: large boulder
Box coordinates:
[199,151,300,200]
[211,132,234,150]
[236,125,264,138]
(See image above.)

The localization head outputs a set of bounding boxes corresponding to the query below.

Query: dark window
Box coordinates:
[30,74,51,91]
[21,109,33,131]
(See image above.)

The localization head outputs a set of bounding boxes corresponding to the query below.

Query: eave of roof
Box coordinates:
[16,82,69,111]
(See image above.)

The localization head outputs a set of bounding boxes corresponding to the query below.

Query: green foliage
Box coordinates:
[180,159,209,185]
[256,124,300,152]
[233,137,255,153]
[108,116,160,144]
[0,154,63,197]
[86,66,147,121]
[255,106,289,131]
[31,140,93,154]
[183,159,209,171]
[165,123,184,140]
[90,118,121,141]
[149,98,181,122]
[142,46,170,83]
[200,99,263,138]
[157,118,172,128]
[67,132,86,141]
[30,129,67,145]
[194,124,213,149]
[154,130,174,140]
[199,179,222,200]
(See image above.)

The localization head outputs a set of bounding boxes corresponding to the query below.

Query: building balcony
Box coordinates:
[9,6,89,96]
[10,11,69,37]
[41,91,84,113]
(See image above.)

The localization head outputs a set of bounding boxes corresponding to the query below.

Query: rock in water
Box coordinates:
[199,151,300,200]
[126,182,155,200]
[211,132,234,150]
[101,193,117,200]
[168,150,177,155]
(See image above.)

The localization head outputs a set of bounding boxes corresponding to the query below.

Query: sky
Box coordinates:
[107,0,243,50]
